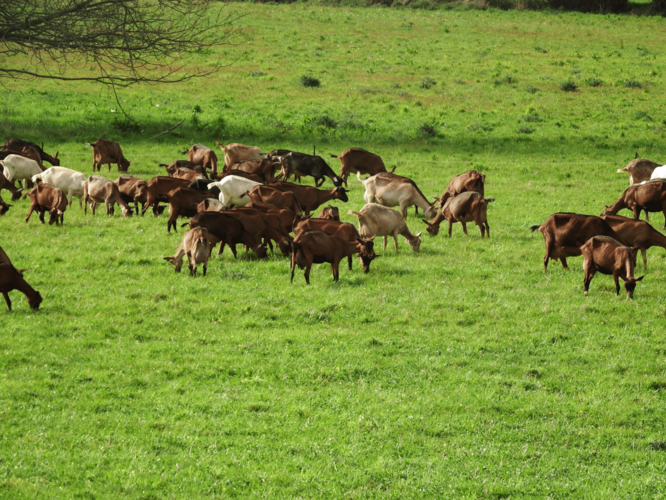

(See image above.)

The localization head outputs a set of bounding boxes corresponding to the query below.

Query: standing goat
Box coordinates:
[581,236,644,298]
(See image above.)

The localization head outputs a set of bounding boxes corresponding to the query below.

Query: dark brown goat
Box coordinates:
[184,212,267,259]
[268,181,348,215]
[0,246,43,311]
[581,236,644,298]
[142,176,191,215]
[531,213,628,271]
[165,187,215,232]
[331,148,387,186]
[423,191,494,238]
[243,186,303,215]
[317,205,340,221]
[290,230,378,284]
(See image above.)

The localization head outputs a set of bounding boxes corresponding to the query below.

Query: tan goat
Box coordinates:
[164,227,210,276]
[349,203,422,252]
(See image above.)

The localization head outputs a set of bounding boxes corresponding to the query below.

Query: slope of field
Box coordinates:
[1,4,666,498]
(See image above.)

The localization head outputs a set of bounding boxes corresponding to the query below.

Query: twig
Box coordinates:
[153,118,186,138]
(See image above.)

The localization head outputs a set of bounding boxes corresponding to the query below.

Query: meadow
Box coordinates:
[2,3,666,498]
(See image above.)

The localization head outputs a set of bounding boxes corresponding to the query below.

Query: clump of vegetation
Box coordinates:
[192,104,203,114]
[560,80,578,92]
[534,46,548,53]
[418,122,438,137]
[300,75,320,88]
[517,126,535,134]
[586,78,604,87]
[635,111,653,122]
[420,77,436,89]
[112,118,141,133]
[468,123,494,132]
[494,75,517,85]
[623,80,643,89]
[523,112,543,123]
[248,71,266,77]
[525,85,539,94]
[648,440,666,451]
[313,114,337,128]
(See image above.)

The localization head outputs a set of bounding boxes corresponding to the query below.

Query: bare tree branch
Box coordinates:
[0,0,241,87]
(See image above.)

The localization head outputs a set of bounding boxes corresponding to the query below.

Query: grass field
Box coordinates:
[2,3,666,498]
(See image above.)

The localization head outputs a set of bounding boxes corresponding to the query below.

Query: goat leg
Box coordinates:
[2,291,11,311]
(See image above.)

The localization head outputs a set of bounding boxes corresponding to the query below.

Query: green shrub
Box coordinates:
[420,77,436,89]
[586,78,603,87]
[517,126,535,134]
[560,80,578,92]
[418,122,438,137]
[300,75,320,88]
[624,80,642,89]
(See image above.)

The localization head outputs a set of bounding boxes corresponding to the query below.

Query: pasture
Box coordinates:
[2,3,666,497]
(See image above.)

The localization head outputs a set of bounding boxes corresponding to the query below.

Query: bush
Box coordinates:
[560,80,578,92]
[523,113,543,123]
[494,75,516,85]
[300,75,320,88]
[517,126,535,134]
[525,86,539,94]
[586,78,603,87]
[624,80,643,89]
[418,122,438,138]
[313,114,337,128]
[548,0,627,13]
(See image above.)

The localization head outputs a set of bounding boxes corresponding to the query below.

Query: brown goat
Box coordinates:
[142,176,190,215]
[290,230,378,284]
[243,185,303,216]
[531,213,628,271]
[269,181,349,215]
[86,139,131,172]
[331,148,387,186]
[437,170,485,208]
[601,214,666,269]
[164,187,215,232]
[581,236,644,298]
[160,160,208,178]
[317,205,340,221]
[601,180,666,226]
[230,159,280,183]
[182,144,218,174]
[23,182,68,225]
[0,246,43,311]
[423,191,493,238]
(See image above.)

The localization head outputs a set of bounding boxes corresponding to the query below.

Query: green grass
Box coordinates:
[2,4,666,498]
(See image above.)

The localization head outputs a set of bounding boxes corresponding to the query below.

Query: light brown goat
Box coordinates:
[182,144,218,174]
[164,227,210,276]
[601,180,666,225]
[331,148,387,186]
[437,170,485,208]
[581,236,644,298]
[349,203,422,252]
[84,175,132,217]
[601,214,666,269]
[617,158,660,186]
[23,182,68,225]
[86,139,131,172]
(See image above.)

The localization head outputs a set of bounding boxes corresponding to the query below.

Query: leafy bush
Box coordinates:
[313,114,337,128]
[560,80,578,92]
[420,77,436,89]
[586,78,603,87]
[300,75,320,88]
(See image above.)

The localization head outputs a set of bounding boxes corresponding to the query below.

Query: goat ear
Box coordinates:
[604,204,610,208]
[415,231,422,237]
[55,151,59,158]
[635,275,645,282]
[17,268,29,273]
[421,219,431,225]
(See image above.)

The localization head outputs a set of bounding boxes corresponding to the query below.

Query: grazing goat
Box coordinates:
[601,180,666,226]
[423,191,494,238]
[617,158,660,186]
[331,148,386,186]
[268,181,348,215]
[1,154,43,187]
[0,194,11,215]
[279,152,343,187]
[359,172,437,219]
[1,139,59,166]
[86,139,131,172]
[650,165,666,180]
[0,164,23,201]
[243,185,303,216]
[349,204,422,252]
[531,213,627,271]
[84,175,132,217]
[23,182,68,225]
[185,212,267,259]
[601,214,666,269]
[581,236,644,298]
[290,230,378,284]
[164,227,210,276]
[437,170,485,208]
[294,218,378,272]
[0,246,43,311]
[161,160,208,178]
[182,144,218,174]
[164,187,215,233]
[208,175,262,209]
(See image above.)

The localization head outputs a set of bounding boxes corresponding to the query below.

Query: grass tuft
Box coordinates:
[623,79,643,89]
[560,80,578,92]
[420,77,437,89]
[418,122,438,137]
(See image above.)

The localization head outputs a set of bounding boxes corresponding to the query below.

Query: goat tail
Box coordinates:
[348,210,362,218]
[356,171,364,182]
[484,198,495,204]
[330,154,338,159]
[85,142,94,148]
[390,166,397,173]
[159,163,169,167]
[181,221,192,228]
[530,224,541,233]
[616,167,628,173]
